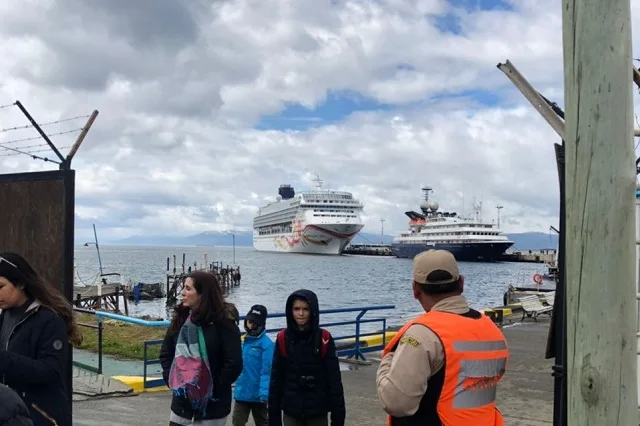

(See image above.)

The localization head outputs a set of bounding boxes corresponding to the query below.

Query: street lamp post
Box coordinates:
[83,223,104,275]
[83,223,104,297]
[226,231,236,264]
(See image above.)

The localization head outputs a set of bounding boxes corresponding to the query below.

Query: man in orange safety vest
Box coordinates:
[376,249,509,425]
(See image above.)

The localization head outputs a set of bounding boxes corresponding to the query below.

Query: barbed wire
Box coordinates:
[0,101,91,164]
[0,114,89,134]
[0,144,71,162]
[0,128,83,146]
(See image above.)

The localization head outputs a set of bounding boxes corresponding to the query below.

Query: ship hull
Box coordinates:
[392,241,514,261]
[253,223,364,255]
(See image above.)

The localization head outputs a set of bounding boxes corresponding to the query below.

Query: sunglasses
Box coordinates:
[0,257,17,269]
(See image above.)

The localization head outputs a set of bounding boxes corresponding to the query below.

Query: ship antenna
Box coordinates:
[421,185,433,202]
[312,173,323,190]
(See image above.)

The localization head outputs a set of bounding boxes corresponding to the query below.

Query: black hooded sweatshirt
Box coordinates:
[268,289,346,426]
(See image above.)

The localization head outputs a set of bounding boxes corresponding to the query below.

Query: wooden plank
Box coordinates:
[74,284,120,298]
[562,0,637,423]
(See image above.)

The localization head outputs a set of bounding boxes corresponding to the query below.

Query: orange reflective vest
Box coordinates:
[382,310,508,426]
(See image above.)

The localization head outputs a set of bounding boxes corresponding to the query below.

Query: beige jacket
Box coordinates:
[375,295,471,417]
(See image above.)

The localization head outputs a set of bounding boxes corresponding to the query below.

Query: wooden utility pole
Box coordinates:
[563,0,637,424]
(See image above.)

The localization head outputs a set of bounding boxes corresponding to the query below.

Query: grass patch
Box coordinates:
[76,314,168,360]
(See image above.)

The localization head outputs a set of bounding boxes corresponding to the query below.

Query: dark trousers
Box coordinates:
[282,413,328,426]
[232,401,268,426]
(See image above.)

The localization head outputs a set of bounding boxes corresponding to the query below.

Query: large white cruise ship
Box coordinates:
[391,186,514,261]
[253,177,365,255]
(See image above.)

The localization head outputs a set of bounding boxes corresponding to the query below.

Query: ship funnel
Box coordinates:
[278,184,295,200]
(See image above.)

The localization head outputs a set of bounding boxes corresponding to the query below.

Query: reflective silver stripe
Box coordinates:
[453,358,507,409]
[453,340,507,351]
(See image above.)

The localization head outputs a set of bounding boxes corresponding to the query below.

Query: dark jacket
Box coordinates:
[268,289,346,426]
[0,384,33,426]
[0,301,71,426]
[159,309,243,421]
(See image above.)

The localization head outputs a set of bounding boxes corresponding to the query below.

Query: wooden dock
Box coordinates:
[73,274,129,315]
[343,243,394,256]
[499,249,557,263]
[165,254,241,306]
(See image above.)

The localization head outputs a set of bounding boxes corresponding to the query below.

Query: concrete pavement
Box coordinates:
[73,318,555,425]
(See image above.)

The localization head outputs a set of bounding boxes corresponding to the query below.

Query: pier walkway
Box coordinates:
[72,319,553,425]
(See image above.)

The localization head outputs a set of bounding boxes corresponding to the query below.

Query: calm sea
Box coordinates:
[73,245,552,333]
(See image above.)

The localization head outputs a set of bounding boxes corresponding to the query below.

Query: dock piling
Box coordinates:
[165,253,241,306]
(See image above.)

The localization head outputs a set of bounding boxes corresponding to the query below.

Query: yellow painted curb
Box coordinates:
[361,331,397,347]
[481,308,514,317]
[112,376,169,393]
[339,331,398,348]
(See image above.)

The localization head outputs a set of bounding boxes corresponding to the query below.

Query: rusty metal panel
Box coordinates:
[0,170,75,302]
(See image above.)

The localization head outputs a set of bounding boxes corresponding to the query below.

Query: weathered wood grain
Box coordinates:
[0,172,69,294]
[562,0,637,424]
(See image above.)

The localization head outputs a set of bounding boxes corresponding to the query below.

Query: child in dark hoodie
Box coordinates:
[268,289,345,426]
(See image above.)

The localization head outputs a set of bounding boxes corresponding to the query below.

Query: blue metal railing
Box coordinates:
[73,307,104,374]
[93,305,396,389]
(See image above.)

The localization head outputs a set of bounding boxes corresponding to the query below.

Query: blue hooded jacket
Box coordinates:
[233,331,275,403]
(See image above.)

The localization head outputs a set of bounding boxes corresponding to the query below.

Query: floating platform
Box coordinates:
[499,250,557,263]
[73,281,128,315]
[343,243,394,256]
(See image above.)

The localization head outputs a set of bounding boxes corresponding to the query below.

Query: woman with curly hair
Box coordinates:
[0,252,82,426]
[160,270,243,425]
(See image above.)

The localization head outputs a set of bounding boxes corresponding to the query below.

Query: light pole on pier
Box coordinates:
[226,230,236,264]
[496,205,503,228]
[380,218,385,244]
[83,223,104,275]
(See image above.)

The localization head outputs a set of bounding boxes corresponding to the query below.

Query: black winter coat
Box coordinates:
[0,302,71,426]
[268,289,346,426]
[159,315,243,421]
[0,384,33,426]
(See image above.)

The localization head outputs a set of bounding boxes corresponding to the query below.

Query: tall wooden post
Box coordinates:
[563,0,637,424]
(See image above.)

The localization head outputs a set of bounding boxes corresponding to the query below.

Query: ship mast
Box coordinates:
[311,173,323,190]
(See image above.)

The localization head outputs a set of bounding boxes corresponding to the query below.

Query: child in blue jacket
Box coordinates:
[232,305,275,426]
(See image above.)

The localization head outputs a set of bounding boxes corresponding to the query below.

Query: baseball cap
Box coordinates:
[413,250,460,286]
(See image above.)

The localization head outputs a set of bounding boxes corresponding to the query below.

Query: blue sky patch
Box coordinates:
[433,13,463,35]
[255,88,503,131]
[435,89,502,107]
[431,0,514,35]
[448,0,513,11]
[255,90,393,131]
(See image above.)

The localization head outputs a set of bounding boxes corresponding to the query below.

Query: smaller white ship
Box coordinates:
[252,176,365,255]
[391,186,514,261]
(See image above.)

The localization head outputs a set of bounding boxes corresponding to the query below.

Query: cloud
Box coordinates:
[0,0,637,243]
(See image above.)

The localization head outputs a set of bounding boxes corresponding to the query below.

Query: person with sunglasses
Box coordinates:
[0,252,82,426]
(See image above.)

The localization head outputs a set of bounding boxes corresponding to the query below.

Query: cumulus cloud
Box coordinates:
[0,0,638,242]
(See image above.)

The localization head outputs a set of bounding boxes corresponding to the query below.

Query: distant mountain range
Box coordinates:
[105,230,558,251]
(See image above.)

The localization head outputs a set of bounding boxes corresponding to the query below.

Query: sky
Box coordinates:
[0,0,638,242]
